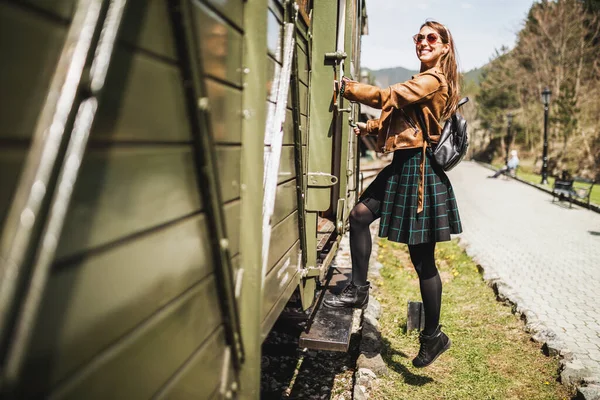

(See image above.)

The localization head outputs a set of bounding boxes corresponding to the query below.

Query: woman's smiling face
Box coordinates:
[415,26,449,69]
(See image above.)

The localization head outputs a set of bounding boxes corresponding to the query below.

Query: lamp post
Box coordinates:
[540,87,552,185]
[505,113,513,165]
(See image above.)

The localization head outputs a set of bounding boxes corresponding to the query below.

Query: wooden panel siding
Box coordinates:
[0,2,67,139]
[20,0,75,20]
[192,1,243,87]
[120,0,177,61]
[271,179,298,227]
[152,328,227,399]
[261,240,300,321]
[281,110,307,145]
[204,0,244,30]
[46,278,224,400]
[93,47,191,143]
[0,150,25,227]
[297,43,309,85]
[22,215,215,390]
[266,210,299,273]
[278,145,296,184]
[206,79,243,144]
[55,147,240,260]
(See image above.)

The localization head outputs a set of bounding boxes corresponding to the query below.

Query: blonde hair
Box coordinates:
[421,20,460,120]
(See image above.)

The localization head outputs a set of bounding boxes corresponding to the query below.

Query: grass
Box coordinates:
[369,239,574,400]
[490,163,600,206]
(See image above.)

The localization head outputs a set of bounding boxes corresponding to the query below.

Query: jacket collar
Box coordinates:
[413,67,444,80]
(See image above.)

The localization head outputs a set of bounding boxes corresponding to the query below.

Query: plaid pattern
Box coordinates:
[360,148,462,245]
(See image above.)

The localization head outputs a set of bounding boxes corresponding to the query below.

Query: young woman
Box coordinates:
[324,20,462,368]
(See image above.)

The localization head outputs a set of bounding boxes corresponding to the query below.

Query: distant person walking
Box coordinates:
[325,20,462,368]
[489,150,519,178]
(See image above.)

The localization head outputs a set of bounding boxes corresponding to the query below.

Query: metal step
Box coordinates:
[298,267,358,352]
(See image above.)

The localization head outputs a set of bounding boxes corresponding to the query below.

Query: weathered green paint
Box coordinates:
[306,0,336,213]
[192,1,244,87]
[52,145,242,261]
[120,0,177,60]
[342,0,358,226]
[46,277,224,400]
[266,210,300,271]
[153,328,227,399]
[206,79,243,143]
[94,48,191,142]
[21,0,76,20]
[204,0,244,29]
[0,0,366,397]
[0,2,67,139]
[271,179,298,226]
[0,151,26,228]
[261,240,301,321]
[24,213,214,385]
[238,0,268,397]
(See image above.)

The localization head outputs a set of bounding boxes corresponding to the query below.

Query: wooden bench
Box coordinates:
[552,176,595,208]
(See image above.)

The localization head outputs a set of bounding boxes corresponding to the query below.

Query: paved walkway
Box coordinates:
[449,161,600,384]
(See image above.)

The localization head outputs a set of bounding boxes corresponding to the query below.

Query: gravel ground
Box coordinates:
[260,220,383,399]
[260,312,360,400]
[260,160,385,399]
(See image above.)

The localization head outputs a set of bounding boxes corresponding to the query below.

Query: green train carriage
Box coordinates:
[0,0,368,398]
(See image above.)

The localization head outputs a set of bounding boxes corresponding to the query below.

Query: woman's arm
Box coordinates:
[365,119,379,135]
[342,73,442,111]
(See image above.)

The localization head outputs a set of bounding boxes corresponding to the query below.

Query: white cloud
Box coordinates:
[461,3,472,9]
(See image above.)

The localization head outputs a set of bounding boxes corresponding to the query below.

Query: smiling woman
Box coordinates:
[328,20,463,369]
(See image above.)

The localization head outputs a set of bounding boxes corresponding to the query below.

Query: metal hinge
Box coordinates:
[307,173,338,188]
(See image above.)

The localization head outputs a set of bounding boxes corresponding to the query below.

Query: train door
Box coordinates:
[301,0,366,308]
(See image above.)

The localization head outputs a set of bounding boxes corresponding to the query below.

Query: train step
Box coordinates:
[298,268,359,352]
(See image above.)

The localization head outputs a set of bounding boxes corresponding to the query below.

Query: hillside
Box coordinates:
[367,65,484,88]
[366,66,418,87]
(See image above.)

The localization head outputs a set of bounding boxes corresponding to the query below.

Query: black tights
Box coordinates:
[349,202,442,335]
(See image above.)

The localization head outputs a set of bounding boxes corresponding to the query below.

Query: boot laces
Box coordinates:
[417,334,430,359]
[342,282,356,294]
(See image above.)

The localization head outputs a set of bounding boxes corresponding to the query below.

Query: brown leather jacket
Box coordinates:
[342,67,450,213]
[343,67,449,153]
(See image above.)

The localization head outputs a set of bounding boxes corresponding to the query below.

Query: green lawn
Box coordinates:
[369,239,573,400]
[490,163,600,206]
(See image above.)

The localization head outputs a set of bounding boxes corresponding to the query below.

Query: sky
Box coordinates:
[361,0,538,72]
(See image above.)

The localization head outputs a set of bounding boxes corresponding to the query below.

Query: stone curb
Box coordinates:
[475,161,600,214]
[353,222,386,400]
[456,234,600,399]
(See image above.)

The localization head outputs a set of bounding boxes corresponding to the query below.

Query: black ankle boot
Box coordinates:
[323,282,370,308]
[412,325,451,368]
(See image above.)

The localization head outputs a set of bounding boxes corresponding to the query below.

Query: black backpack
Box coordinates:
[415,97,469,171]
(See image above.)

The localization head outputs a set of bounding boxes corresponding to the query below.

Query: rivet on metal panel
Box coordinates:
[198,97,209,110]
[242,67,250,74]
[220,238,229,249]
[231,382,239,392]
[347,169,354,177]
[242,109,251,119]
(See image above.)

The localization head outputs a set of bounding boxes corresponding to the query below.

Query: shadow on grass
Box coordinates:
[376,323,434,386]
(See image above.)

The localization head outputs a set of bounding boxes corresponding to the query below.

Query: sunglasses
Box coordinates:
[412,33,440,45]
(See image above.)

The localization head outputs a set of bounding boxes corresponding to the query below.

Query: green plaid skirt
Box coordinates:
[360,148,462,245]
